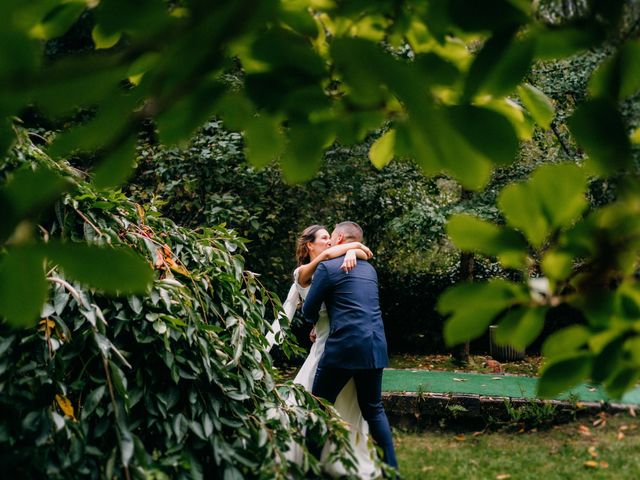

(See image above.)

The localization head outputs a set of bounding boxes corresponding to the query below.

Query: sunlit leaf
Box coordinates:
[498,182,548,247]
[446,214,526,268]
[531,163,587,228]
[243,114,285,168]
[542,325,591,357]
[369,129,395,170]
[30,2,85,41]
[280,121,334,183]
[517,83,554,129]
[92,25,121,49]
[541,250,574,280]
[495,307,547,350]
[439,280,528,346]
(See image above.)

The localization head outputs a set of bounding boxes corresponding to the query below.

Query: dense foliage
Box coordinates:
[0,134,359,478]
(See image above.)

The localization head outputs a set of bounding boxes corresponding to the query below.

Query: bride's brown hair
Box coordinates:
[295,225,326,266]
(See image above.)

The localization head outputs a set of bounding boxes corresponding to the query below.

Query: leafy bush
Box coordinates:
[0,133,357,479]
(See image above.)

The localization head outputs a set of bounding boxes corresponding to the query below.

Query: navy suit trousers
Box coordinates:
[311,366,398,469]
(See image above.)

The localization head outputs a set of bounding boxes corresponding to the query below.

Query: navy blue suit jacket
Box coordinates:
[302,256,389,369]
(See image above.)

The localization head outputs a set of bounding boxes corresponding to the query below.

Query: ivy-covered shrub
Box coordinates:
[0,134,356,479]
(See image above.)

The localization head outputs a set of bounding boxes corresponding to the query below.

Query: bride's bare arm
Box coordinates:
[297,242,373,287]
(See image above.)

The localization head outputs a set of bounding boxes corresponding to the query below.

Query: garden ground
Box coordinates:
[395,413,640,479]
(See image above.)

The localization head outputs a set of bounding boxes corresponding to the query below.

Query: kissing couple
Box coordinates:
[268,221,398,478]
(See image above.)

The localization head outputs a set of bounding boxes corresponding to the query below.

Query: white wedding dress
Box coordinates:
[267,268,379,478]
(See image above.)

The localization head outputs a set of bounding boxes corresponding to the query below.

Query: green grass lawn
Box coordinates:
[395,414,640,479]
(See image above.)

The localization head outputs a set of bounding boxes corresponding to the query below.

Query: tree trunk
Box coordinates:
[452,187,475,365]
[451,251,474,365]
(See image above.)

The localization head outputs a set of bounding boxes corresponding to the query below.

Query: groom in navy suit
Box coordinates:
[302,221,398,471]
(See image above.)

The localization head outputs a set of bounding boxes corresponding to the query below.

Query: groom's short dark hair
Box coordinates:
[334,221,363,242]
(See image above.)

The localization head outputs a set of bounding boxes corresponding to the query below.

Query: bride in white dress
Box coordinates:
[267,225,380,478]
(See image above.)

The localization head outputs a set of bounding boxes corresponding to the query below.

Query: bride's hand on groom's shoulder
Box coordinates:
[341,250,358,272]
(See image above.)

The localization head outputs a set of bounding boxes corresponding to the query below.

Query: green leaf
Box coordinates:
[33,55,127,116]
[445,105,519,166]
[531,163,587,229]
[568,98,632,176]
[532,26,601,59]
[439,280,527,346]
[414,53,461,86]
[93,136,137,189]
[495,307,547,350]
[517,84,554,129]
[588,40,640,100]
[119,428,134,467]
[0,247,47,327]
[280,121,334,183]
[92,25,121,49]
[369,129,395,170]
[0,167,72,242]
[45,242,153,294]
[464,30,534,100]
[605,368,640,399]
[498,163,587,247]
[243,114,285,169]
[537,352,592,398]
[498,182,548,247]
[541,250,573,280]
[592,334,627,384]
[446,214,526,268]
[30,2,85,40]
[156,82,224,146]
[446,0,529,32]
[542,325,591,358]
[82,386,106,420]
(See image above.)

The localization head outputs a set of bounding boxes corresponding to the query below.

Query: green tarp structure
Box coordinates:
[382,369,640,405]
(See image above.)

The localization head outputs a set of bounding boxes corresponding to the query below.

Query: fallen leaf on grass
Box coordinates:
[491,377,503,380]
[588,446,598,458]
[629,407,636,417]
[617,431,625,440]
[472,431,484,437]
[578,425,592,436]
[496,475,511,480]
[454,434,466,441]
[584,460,598,468]
[599,461,609,468]
[421,466,434,472]
[593,418,606,428]
[453,378,467,382]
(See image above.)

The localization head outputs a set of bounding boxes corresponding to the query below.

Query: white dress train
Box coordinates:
[267,268,379,478]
